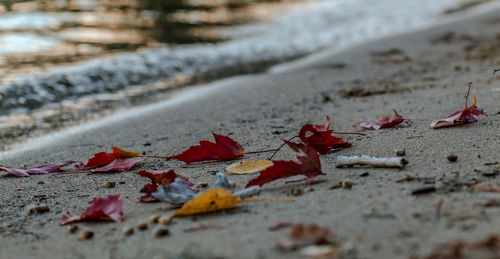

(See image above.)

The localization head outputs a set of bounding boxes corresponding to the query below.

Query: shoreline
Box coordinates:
[0,3,499,259]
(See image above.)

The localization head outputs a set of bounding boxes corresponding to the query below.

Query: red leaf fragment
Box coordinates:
[76,147,139,169]
[298,116,352,154]
[0,161,75,177]
[138,170,191,202]
[430,83,487,129]
[356,110,405,130]
[60,195,123,225]
[170,133,245,164]
[246,141,323,187]
[89,156,146,173]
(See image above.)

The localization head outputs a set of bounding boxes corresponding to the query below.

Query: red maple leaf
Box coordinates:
[355,110,405,130]
[298,116,352,154]
[430,82,487,129]
[246,141,323,187]
[0,161,75,177]
[89,156,146,173]
[76,147,139,169]
[60,195,123,225]
[138,170,192,202]
[170,133,245,164]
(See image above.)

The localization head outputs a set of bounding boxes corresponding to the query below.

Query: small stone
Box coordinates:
[158,216,172,225]
[78,230,94,241]
[154,227,170,238]
[290,187,305,196]
[27,205,50,214]
[104,181,116,188]
[360,172,369,177]
[66,225,79,234]
[136,221,148,230]
[395,149,406,156]
[15,188,23,191]
[148,215,160,223]
[341,179,353,189]
[447,154,458,162]
[122,227,134,236]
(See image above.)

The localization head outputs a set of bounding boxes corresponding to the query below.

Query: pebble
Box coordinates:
[395,149,406,156]
[67,225,79,234]
[341,179,353,189]
[27,205,50,214]
[447,154,458,162]
[104,181,116,188]
[153,227,170,238]
[122,227,134,236]
[78,230,94,241]
[136,221,149,230]
[158,216,172,225]
[148,215,160,223]
[360,172,369,177]
[290,187,305,196]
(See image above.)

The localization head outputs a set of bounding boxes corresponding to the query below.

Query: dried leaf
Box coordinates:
[89,156,146,173]
[76,147,139,169]
[60,195,123,225]
[430,83,487,129]
[246,141,323,187]
[0,161,75,177]
[226,160,273,175]
[170,133,245,164]
[299,116,352,154]
[153,178,197,206]
[356,110,405,130]
[138,170,191,202]
[172,188,242,217]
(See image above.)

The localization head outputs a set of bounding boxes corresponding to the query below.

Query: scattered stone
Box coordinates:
[15,188,23,191]
[104,181,116,188]
[119,181,126,185]
[122,227,134,236]
[290,187,305,196]
[447,154,458,162]
[154,227,170,238]
[411,186,436,195]
[482,167,500,177]
[136,221,148,230]
[37,181,45,185]
[149,215,161,223]
[78,230,94,241]
[158,216,171,225]
[27,205,50,214]
[66,225,79,234]
[395,149,406,156]
[360,172,370,177]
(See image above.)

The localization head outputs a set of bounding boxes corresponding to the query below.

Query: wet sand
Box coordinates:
[1,3,500,259]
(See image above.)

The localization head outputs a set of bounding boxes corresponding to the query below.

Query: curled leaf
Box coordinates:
[60,195,123,225]
[299,116,352,154]
[138,170,191,203]
[153,178,197,206]
[170,133,245,164]
[355,110,405,130]
[0,161,75,177]
[430,83,487,129]
[172,188,242,217]
[76,147,139,169]
[226,160,274,175]
[89,156,146,173]
[246,141,323,187]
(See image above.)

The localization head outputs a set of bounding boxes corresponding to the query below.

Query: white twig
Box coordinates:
[336,155,408,168]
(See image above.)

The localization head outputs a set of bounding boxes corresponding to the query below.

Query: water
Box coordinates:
[0,0,491,148]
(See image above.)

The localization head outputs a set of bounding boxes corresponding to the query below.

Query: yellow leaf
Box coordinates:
[112,146,139,158]
[173,188,242,217]
[226,160,273,175]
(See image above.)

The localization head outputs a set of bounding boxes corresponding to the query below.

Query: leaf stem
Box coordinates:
[465,82,472,108]
[332,131,366,136]
[268,136,298,160]
[246,149,279,155]
[403,118,433,122]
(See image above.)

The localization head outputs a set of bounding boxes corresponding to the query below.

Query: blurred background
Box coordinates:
[0,0,494,147]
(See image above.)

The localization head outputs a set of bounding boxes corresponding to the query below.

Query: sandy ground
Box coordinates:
[1,5,500,259]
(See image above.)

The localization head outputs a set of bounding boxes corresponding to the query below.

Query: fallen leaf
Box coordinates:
[76,147,139,169]
[172,188,242,217]
[430,83,487,129]
[170,133,245,164]
[246,141,323,187]
[60,195,123,225]
[226,160,273,175]
[0,161,75,177]
[153,178,197,206]
[138,170,191,202]
[276,224,335,251]
[299,116,352,154]
[355,110,405,130]
[89,156,146,173]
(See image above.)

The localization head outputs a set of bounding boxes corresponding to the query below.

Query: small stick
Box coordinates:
[436,199,444,219]
[336,155,408,168]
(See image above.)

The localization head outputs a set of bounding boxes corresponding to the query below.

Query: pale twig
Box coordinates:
[336,155,408,168]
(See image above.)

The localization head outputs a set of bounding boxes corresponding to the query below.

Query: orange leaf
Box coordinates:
[173,188,242,217]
